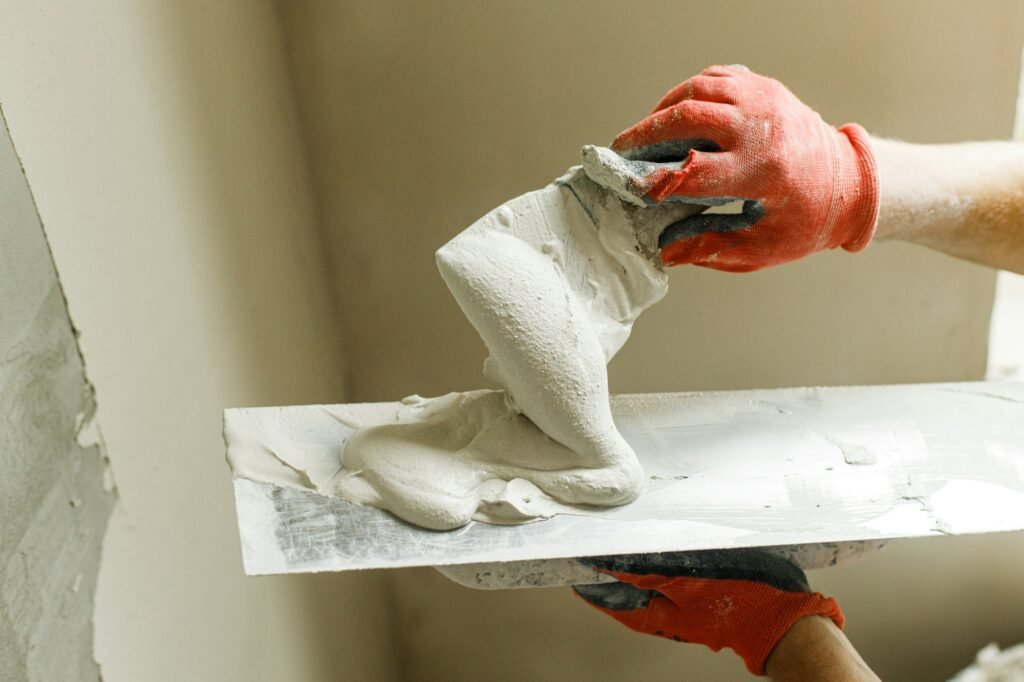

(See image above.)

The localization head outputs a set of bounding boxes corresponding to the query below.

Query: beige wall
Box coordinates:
[0,1,397,680]
[280,1,1024,680]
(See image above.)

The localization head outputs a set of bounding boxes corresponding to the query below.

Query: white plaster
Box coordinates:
[949,643,1024,682]
[335,167,702,529]
[928,480,1024,535]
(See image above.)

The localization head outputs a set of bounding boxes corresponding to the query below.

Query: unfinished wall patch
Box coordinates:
[0,108,115,681]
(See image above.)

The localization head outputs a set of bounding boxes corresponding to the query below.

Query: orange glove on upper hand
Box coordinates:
[573,549,845,676]
[583,65,880,272]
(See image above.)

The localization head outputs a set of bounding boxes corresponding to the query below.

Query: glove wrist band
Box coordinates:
[832,122,881,253]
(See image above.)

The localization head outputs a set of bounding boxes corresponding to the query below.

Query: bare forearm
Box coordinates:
[872,137,1024,273]
[765,616,880,682]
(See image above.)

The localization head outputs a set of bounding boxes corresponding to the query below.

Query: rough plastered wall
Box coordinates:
[280,1,1024,681]
[0,109,115,681]
[0,1,398,680]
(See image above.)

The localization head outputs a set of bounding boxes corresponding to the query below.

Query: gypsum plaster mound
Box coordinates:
[336,163,703,530]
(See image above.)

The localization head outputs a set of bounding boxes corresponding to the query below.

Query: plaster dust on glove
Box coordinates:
[335,164,702,530]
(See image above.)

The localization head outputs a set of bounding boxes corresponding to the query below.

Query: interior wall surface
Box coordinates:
[0,110,115,682]
[280,1,1024,681]
[0,1,398,680]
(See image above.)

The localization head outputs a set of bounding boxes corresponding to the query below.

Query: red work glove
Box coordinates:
[573,549,844,676]
[596,65,879,272]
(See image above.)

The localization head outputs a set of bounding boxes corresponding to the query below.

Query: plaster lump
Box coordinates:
[336,158,703,530]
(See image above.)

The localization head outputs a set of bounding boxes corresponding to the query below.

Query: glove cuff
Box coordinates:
[828,122,880,253]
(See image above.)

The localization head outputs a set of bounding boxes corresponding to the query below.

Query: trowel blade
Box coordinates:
[225,381,1024,588]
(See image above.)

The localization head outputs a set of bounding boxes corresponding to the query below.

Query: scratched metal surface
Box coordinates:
[227,382,1024,578]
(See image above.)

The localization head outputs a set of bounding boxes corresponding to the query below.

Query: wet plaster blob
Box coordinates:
[0,110,115,680]
[337,163,703,530]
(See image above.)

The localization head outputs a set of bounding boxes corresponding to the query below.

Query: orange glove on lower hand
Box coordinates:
[573,549,845,676]
[581,65,879,272]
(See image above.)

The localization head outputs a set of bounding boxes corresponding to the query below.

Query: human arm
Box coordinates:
[872,137,1024,273]
[573,549,879,680]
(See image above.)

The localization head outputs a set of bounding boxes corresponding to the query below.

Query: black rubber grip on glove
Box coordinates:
[659,199,766,248]
[577,549,810,594]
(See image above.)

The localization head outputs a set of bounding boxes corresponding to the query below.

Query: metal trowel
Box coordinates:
[225,381,1024,588]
